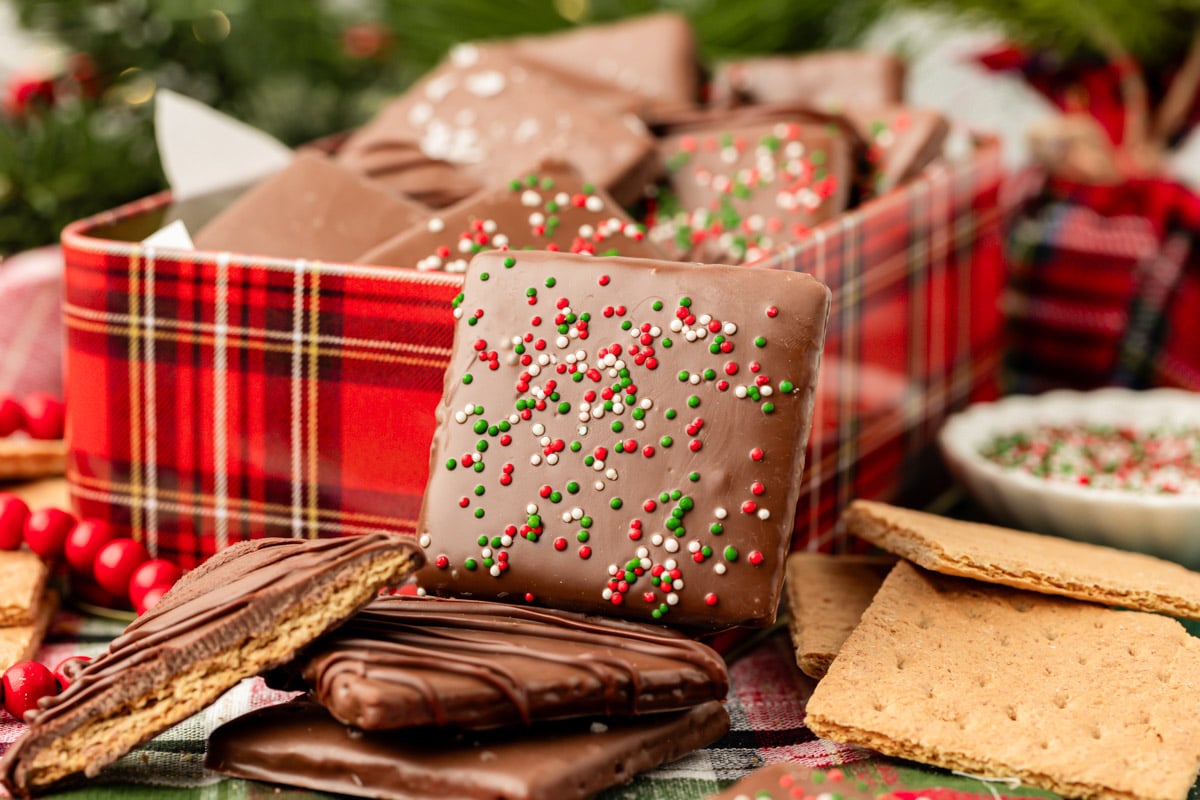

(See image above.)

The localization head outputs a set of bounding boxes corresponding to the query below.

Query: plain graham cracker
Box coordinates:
[0,439,66,482]
[0,550,48,626]
[805,561,1200,800]
[784,552,894,679]
[0,592,57,673]
[844,500,1200,620]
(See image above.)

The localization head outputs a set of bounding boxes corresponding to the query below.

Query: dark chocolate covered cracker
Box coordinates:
[276,594,728,730]
[416,250,830,628]
[206,698,730,800]
[0,535,422,797]
[357,160,665,270]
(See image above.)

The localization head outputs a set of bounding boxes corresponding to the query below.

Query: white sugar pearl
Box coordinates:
[664,539,679,553]
[715,508,728,520]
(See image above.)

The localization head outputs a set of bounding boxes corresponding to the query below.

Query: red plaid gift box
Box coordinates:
[1004,172,1200,393]
[61,141,1005,569]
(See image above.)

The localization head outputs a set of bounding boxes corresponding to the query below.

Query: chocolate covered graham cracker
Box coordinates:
[0,592,57,673]
[337,45,658,207]
[274,594,728,730]
[845,500,1200,619]
[843,107,949,196]
[416,250,830,628]
[805,561,1200,800]
[784,552,894,679]
[357,160,665,270]
[0,550,48,627]
[710,51,905,111]
[193,151,428,262]
[650,119,852,264]
[206,697,730,800]
[0,534,422,797]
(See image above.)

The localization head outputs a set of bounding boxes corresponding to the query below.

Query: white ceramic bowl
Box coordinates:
[938,388,1200,567]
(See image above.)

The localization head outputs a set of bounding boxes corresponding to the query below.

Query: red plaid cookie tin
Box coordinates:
[62,140,1005,569]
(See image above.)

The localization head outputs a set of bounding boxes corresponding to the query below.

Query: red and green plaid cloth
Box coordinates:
[60,142,1005,570]
[0,612,1077,800]
[1004,171,1200,393]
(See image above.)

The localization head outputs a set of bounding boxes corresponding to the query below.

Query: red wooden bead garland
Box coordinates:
[0,494,30,550]
[1,661,56,721]
[23,508,76,561]
[0,394,65,441]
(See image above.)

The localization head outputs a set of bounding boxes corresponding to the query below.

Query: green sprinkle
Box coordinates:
[762,402,775,415]
[701,546,713,557]
[612,421,624,433]
[446,459,457,470]
[670,489,681,500]
[780,380,794,393]
[652,300,663,311]
[480,272,490,282]
[476,440,488,452]
[679,496,694,511]
[580,516,593,528]
[474,462,484,472]
[464,558,477,571]
[687,395,700,408]
[689,471,700,482]
[755,336,767,347]
[462,374,473,385]
[665,518,680,531]
[703,368,716,380]
[711,523,724,535]
[577,531,589,543]
[621,321,632,331]
[487,425,499,436]
[545,277,557,288]
[570,441,582,453]
[679,296,691,307]
[550,491,562,503]
[660,435,674,447]
[665,409,677,420]
[661,338,673,348]
[610,498,623,510]
[659,492,671,503]
[567,481,580,493]
[504,257,515,268]
[557,402,570,414]
[473,420,487,435]
[584,455,595,466]
[526,288,537,297]
[473,508,485,519]
[724,546,739,561]
[677,370,690,382]
[491,536,502,548]
[632,408,645,421]
[467,317,477,326]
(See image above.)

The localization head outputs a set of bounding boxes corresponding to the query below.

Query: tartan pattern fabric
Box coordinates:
[1004,172,1200,393]
[0,615,1063,800]
[61,142,1005,569]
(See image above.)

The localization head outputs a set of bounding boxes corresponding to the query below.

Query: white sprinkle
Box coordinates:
[593,459,605,471]
[419,534,431,547]
[500,534,513,546]
[571,507,583,520]
[714,563,727,575]
[465,69,506,97]
[450,43,479,67]
[634,420,645,430]
[578,424,589,435]
[408,102,434,126]
[481,547,492,558]
[640,398,652,409]
[490,565,502,577]
[724,322,737,335]
[579,224,595,238]
[669,319,683,332]
[612,402,624,414]
[454,411,468,424]
[665,559,678,570]
[698,314,712,325]
[735,386,748,398]
[608,564,619,576]
[602,588,614,600]
[651,534,664,546]
[666,593,679,606]
[537,354,550,366]
[685,330,697,342]
[555,192,570,207]
[664,539,679,553]
[526,503,538,514]
[529,211,545,225]
[688,541,701,552]
[556,336,569,348]
[605,468,618,480]
[532,423,545,436]
[594,480,605,491]
[493,234,509,247]
[649,326,661,337]
[688,374,701,385]
[585,196,603,212]
[539,436,551,447]
[757,508,771,520]
[672,579,684,590]
[546,453,559,465]
[715,507,728,520]
[761,385,773,397]
[530,455,542,466]
[457,238,473,254]
[561,511,573,523]
[427,217,445,233]
[509,414,520,425]
[482,219,497,234]
[636,547,649,558]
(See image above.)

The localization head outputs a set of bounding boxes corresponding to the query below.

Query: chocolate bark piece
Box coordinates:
[0,535,423,798]
[278,594,729,730]
[357,160,665,270]
[508,13,699,119]
[416,250,830,629]
[650,119,852,264]
[192,151,427,261]
[844,107,949,196]
[337,45,659,207]
[205,698,730,800]
[710,50,905,110]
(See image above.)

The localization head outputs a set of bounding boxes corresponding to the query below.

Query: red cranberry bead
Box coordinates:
[0,494,30,551]
[23,507,76,561]
[52,656,91,693]
[0,397,22,437]
[128,559,181,611]
[20,393,64,440]
[64,519,116,576]
[93,538,149,596]
[135,584,172,616]
[2,661,56,721]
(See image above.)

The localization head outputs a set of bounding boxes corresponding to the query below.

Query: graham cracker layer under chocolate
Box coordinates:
[0,591,57,674]
[806,561,1200,800]
[845,500,1200,620]
[784,552,894,679]
[0,550,47,627]
[0,534,423,797]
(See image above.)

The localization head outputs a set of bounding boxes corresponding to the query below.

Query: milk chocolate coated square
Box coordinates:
[337,46,658,207]
[356,160,666,270]
[193,152,427,261]
[649,119,852,264]
[508,13,699,118]
[844,106,949,196]
[276,594,729,730]
[711,50,905,110]
[206,698,730,800]
[416,250,830,628]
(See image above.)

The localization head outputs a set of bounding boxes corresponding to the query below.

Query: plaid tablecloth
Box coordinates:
[6,609,1196,800]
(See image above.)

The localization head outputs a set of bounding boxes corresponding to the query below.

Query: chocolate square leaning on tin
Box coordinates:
[272,594,729,730]
[416,250,830,628]
[0,535,423,798]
